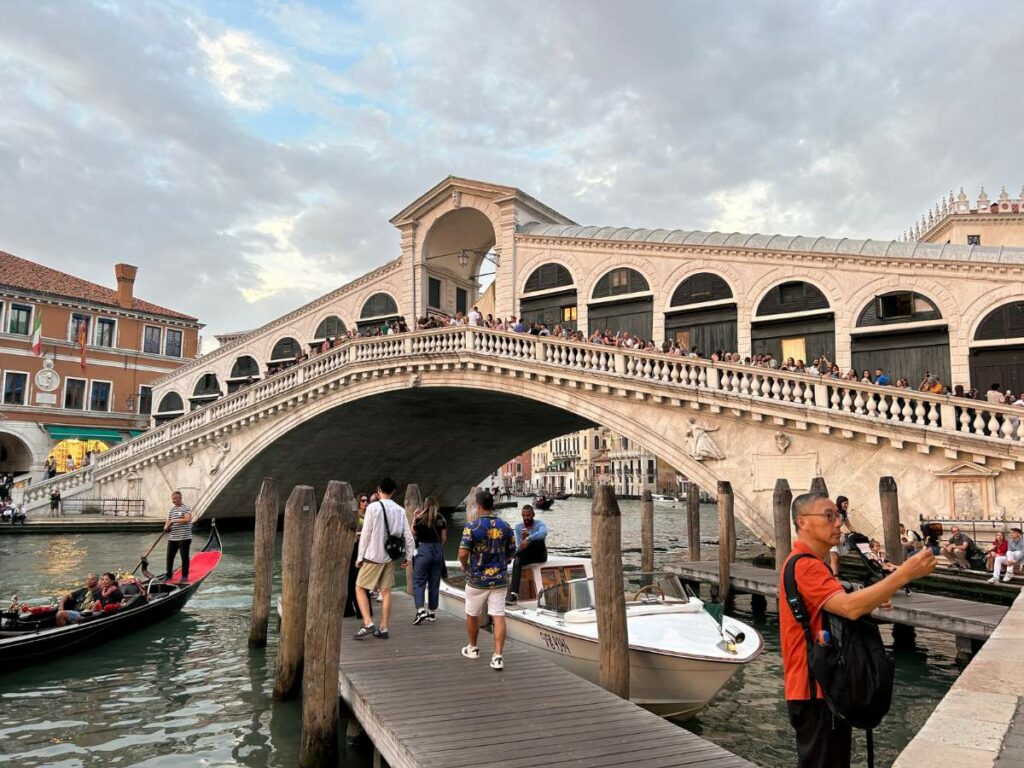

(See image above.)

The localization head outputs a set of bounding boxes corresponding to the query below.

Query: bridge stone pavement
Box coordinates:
[24,326,1024,546]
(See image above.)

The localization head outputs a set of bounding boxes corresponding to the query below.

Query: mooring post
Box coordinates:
[273,485,317,699]
[466,485,480,523]
[717,480,735,607]
[640,489,654,575]
[809,476,829,497]
[591,485,629,699]
[892,622,916,650]
[773,478,793,571]
[299,480,359,768]
[879,476,904,566]
[248,476,280,648]
[404,483,423,597]
[686,481,701,562]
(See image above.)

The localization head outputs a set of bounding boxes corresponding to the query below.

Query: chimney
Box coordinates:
[115,263,138,309]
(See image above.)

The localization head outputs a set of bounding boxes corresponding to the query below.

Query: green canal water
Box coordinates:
[0,498,960,767]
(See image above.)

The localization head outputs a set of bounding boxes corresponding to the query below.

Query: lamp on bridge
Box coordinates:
[426,244,501,276]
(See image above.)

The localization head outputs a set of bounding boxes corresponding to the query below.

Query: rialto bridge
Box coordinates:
[21,177,1024,544]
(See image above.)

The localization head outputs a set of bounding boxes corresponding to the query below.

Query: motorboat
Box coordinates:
[439,555,762,718]
[0,523,223,668]
[650,493,678,505]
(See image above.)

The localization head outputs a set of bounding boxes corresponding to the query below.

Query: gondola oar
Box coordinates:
[132,528,167,576]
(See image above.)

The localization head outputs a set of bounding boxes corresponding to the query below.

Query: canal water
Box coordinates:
[0,498,960,767]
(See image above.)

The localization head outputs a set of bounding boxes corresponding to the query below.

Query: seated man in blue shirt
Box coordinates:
[506,504,548,605]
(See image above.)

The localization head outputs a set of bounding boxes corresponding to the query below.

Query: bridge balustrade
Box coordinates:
[20,326,1024,506]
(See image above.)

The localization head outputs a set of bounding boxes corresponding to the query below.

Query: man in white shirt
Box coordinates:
[354,477,415,640]
[467,306,482,326]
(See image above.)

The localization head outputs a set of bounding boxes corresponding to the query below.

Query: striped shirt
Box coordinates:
[167,504,193,541]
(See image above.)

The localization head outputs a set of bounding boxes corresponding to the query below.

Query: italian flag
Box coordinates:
[31,314,43,356]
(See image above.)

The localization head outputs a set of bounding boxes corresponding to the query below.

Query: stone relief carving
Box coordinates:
[209,442,231,476]
[774,431,792,454]
[686,419,725,461]
[451,190,462,208]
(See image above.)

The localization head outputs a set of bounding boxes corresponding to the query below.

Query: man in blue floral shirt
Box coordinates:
[458,490,516,670]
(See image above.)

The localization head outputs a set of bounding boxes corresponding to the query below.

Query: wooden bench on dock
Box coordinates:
[338,591,755,768]
[671,561,1010,659]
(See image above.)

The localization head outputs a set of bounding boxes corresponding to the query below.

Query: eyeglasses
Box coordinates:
[799,512,842,524]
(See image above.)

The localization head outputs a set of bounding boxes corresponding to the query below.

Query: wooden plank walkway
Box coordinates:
[672,561,1009,641]
[338,591,755,768]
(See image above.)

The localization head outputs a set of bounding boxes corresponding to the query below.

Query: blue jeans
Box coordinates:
[413,542,443,611]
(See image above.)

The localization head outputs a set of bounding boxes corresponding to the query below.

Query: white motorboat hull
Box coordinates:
[438,587,757,718]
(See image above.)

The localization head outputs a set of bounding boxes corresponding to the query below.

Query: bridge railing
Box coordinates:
[21,325,1024,503]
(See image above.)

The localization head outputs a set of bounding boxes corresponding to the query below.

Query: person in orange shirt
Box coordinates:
[780,493,936,767]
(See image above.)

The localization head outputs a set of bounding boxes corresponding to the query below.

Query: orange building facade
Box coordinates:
[0,250,201,487]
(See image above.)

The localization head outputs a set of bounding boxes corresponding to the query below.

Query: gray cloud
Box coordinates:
[1,1,1022,343]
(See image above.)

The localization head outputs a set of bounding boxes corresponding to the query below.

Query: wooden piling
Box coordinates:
[640,489,654,574]
[591,485,629,699]
[466,485,481,523]
[773,478,793,570]
[717,481,735,606]
[273,485,317,699]
[880,476,904,566]
[248,476,279,648]
[686,481,701,562]
[299,480,359,768]
[810,476,829,497]
[404,484,423,597]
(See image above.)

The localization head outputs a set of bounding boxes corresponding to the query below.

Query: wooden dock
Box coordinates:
[671,561,1009,641]
[337,591,755,768]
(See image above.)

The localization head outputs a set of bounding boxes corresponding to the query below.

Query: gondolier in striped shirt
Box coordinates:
[165,491,193,582]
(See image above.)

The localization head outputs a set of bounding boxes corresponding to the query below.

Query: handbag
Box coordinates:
[380,501,407,561]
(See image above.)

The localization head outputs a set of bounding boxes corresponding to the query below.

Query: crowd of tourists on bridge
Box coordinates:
[251,304,1024,413]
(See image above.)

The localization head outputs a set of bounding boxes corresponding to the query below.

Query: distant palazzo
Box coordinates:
[149,177,1024,420]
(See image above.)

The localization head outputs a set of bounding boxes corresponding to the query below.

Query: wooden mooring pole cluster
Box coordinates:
[246,477,360,768]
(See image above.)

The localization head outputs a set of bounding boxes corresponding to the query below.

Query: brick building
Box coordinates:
[0,250,201,488]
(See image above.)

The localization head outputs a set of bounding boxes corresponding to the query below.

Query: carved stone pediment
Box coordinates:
[932,462,1000,479]
[932,462,1003,519]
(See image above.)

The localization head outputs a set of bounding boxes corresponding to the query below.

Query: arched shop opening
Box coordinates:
[851,291,949,385]
[311,315,346,348]
[752,281,835,363]
[48,438,110,472]
[520,264,577,331]
[190,373,223,410]
[970,300,1024,393]
[0,432,33,476]
[227,356,261,393]
[358,293,399,334]
[268,337,302,374]
[155,392,185,425]
[664,273,737,354]
[588,268,653,340]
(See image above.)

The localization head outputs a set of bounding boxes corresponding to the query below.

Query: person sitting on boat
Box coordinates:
[94,572,124,612]
[55,572,103,627]
[505,504,548,605]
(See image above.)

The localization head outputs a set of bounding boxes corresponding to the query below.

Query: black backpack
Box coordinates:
[783,554,894,763]
[379,502,407,561]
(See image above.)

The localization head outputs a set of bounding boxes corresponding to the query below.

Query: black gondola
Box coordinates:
[0,523,223,669]
[533,495,555,511]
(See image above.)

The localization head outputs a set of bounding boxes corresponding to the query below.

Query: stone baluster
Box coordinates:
[853,390,865,415]
[888,397,902,422]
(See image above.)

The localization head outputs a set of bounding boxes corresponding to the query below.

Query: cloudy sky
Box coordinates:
[2,1,1022,346]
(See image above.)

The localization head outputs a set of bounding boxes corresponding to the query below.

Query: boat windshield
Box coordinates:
[537,572,696,614]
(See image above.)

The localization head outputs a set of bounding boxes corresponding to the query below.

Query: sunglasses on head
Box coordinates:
[359,497,368,503]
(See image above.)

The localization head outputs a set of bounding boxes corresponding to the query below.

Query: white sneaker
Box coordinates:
[461,645,479,659]
[987,577,998,583]
[490,654,504,670]
[1002,574,1014,583]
